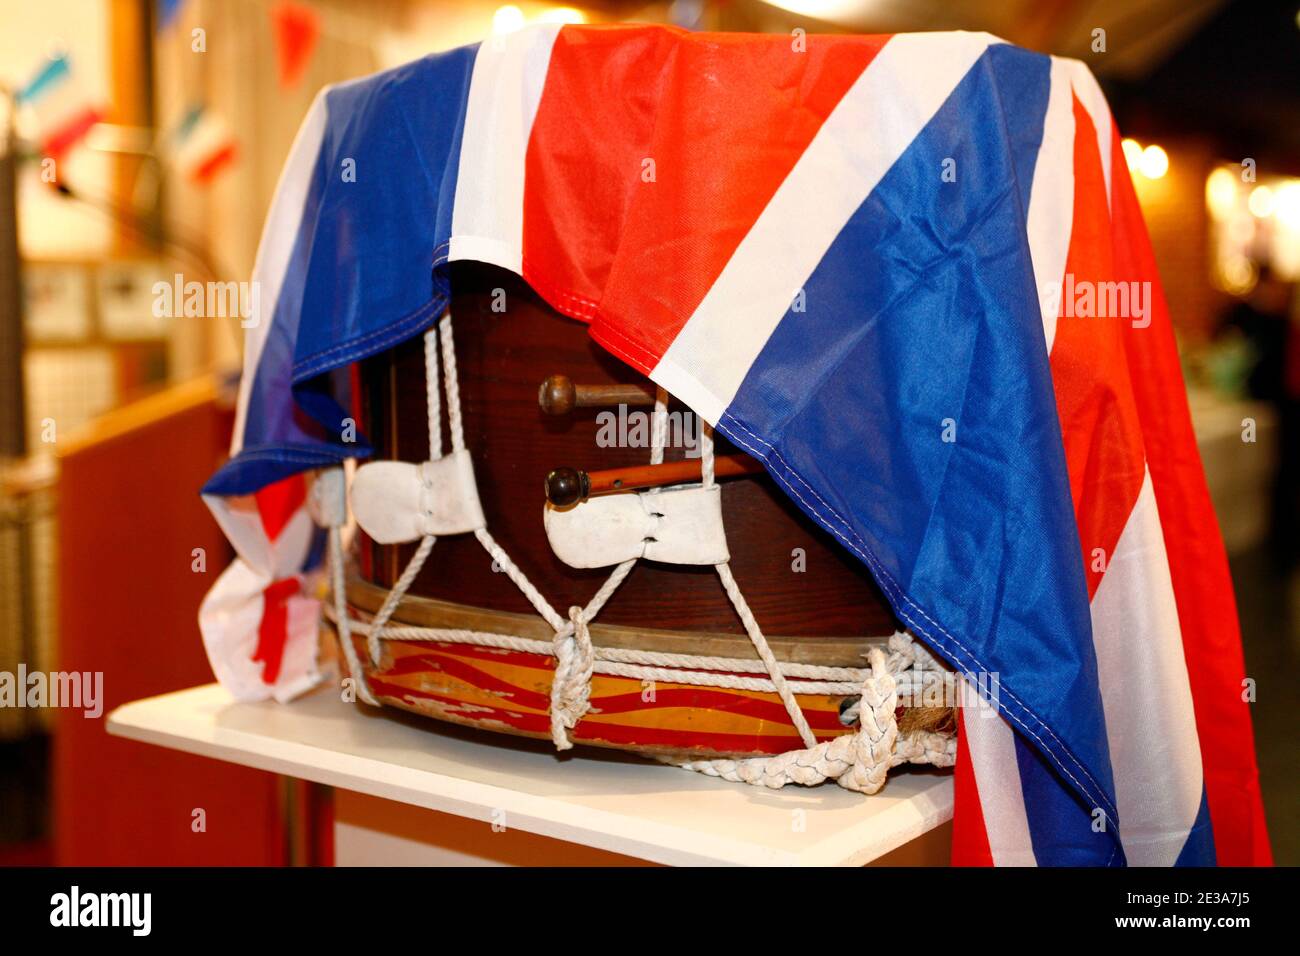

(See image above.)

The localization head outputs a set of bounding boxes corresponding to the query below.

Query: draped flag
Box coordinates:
[199,24,1270,866]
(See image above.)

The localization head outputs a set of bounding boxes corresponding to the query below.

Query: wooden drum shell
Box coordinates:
[346,264,906,757]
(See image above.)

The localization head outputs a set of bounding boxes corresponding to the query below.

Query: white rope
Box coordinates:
[537,388,667,746]
[328,525,378,706]
[844,631,941,723]
[364,324,446,664]
[669,728,958,793]
[696,423,819,750]
[439,312,466,452]
[667,646,957,794]
[323,604,954,695]
[715,561,818,748]
[550,606,595,749]
[365,534,435,664]
[337,311,956,792]
[439,324,641,746]
[332,605,956,787]
[545,449,641,747]
[331,629,931,700]
[474,527,567,632]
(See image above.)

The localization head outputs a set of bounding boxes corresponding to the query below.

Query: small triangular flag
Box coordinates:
[271,1,320,90]
[169,104,238,184]
[18,53,105,161]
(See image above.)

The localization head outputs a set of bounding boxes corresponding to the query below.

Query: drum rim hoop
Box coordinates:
[346,573,888,668]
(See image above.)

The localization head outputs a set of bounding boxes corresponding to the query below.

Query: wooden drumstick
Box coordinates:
[538,374,656,415]
[545,454,763,507]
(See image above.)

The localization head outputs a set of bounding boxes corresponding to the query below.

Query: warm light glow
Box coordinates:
[1220,255,1256,295]
[492,5,526,34]
[1206,167,1239,219]
[1228,214,1256,244]
[1122,138,1144,171]
[1274,181,1300,229]
[1138,144,1168,180]
[758,0,884,19]
[539,6,586,24]
[1123,139,1168,180]
[1249,184,1276,218]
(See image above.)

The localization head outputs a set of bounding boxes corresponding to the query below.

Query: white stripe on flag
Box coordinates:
[1091,468,1204,865]
[197,556,321,702]
[232,89,330,455]
[1028,58,1075,355]
[175,112,235,178]
[450,23,561,272]
[650,32,995,425]
[30,78,97,139]
[960,682,1038,865]
[202,491,317,579]
[199,558,273,698]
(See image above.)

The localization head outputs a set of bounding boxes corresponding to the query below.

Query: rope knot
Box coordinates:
[838,647,898,794]
[550,606,595,750]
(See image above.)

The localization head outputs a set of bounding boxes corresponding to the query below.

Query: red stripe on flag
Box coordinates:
[253,576,301,685]
[190,142,238,184]
[42,105,103,160]
[523,26,888,371]
[254,473,306,542]
[1049,93,1147,599]
[1108,131,1272,866]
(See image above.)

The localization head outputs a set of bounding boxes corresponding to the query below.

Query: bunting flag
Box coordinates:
[197,24,1271,866]
[170,105,239,184]
[15,53,104,161]
[271,1,321,90]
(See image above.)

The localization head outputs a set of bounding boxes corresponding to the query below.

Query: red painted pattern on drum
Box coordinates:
[352,634,855,757]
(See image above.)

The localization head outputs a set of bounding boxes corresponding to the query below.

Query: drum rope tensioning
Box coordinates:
[319,309,957,793]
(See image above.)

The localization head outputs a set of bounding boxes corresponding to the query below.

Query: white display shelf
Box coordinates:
[108,683,953,866]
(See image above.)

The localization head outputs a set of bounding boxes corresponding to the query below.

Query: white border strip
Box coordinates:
[959,688,1037,865]
[449,23,562,273]
[1090,469,1204,865]
[651,32,996,425]
[1028,58,1076,354]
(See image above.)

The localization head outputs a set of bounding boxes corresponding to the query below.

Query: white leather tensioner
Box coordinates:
[350,449,487,544]
[307,466,347,528]
[544,484,729,568]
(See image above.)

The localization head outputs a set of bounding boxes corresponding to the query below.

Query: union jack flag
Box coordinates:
[198,24,1271,866]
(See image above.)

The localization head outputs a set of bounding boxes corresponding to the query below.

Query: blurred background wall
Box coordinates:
[0,0,1295,865]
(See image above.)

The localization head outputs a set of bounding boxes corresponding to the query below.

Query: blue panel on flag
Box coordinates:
[291,45,478,384]
[718,45,1123,859]
[203,45,477,496]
